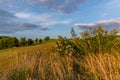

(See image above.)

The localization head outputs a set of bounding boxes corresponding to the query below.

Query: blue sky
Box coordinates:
[0,0,120,39]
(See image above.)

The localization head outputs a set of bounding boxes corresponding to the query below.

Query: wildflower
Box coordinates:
[68,66,72,71]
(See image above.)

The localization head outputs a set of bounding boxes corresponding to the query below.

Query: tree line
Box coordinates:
[0,36,50,50]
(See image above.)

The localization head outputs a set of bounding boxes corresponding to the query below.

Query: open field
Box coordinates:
[1,27,120,80]
[0,42,55,79]
[1,0,120,79]
[1,41,120,80]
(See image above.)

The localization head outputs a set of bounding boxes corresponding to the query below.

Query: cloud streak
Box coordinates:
[0,9,16,21]
[15,12,72,26]
[0,9,47,34]
[75,19,120,31]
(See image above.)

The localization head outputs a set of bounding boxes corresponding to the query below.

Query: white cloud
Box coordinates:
[15,12,52,22]
[75,19,120,30]
[15,13,31,18]
[15,12,71,26]
[42,19,71,26]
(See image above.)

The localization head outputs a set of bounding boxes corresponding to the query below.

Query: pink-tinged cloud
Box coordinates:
[75,19,120,31]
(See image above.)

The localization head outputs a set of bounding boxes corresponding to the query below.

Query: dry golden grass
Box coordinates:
[0,42,55,80]
[18,51,120,80]
[82,52,120,80]
[1,42,120,80]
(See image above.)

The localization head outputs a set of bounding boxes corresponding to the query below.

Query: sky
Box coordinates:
[0,0,120,39]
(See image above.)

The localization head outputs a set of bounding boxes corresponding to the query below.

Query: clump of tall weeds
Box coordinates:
[55,26,120,57]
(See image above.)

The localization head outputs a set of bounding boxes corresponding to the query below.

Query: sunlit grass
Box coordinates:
[1,46,120,80]
[1,27,120,80]
[0,42,55,80]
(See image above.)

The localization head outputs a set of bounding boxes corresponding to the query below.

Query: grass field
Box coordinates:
[0,42,55,79]
[1,41,120,80]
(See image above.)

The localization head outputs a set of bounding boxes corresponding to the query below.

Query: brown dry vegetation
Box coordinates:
[0,42,55,80]
[1,42,120,80]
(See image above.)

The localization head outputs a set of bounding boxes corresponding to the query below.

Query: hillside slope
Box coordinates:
[0,42,55,76]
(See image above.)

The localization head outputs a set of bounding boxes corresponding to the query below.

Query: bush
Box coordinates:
[20,37,27,46]
[44,36,50,41]
[27,39,33,46]
[55,27,120,57]
[39,39,42,44]
[0,36,19,49]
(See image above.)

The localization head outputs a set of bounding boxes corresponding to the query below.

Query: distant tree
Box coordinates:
[39,39,42,44]
[35,38,38,44]
[0,36,33,50]
[44,36,50,41]
[70,27,76,38]
[0,39,4,49]
[0,37,16,49]
[27,38,33,45]
[13,37,19,47]
[20,37,27,46]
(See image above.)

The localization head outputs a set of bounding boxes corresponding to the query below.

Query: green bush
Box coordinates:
[44,36,50,41]
[27,38,33,46]
[0,36,19,49]
[55,27,120,57]
[20,37,27,46]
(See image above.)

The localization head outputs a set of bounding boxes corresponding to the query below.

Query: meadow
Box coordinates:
[0,42,55,80]
[1,27,120,80]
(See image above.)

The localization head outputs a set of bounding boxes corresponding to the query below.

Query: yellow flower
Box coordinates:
[68,66,72,71]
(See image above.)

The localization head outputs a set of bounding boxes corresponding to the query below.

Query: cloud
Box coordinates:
[0,0,86,13]
[15,12,71,26]
[75,19,120,31]
[15,12,52,22]
[29,0,85,13]
[0,9,46,34]
[0,22,40,33]
[15,12,31,18]
[40,27,49,31]
[0,9,16,21]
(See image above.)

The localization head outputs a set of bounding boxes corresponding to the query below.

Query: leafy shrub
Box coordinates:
[55,27,120,57]
[0,36,19,49]
[27,38,33,46]
[44,36,50,41]
[20,37,27,46]
[56,36,81,57]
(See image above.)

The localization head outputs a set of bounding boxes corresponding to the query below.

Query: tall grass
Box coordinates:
[4,50,120,80]
[1,27,120,80]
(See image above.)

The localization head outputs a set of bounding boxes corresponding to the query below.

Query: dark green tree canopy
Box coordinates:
[44,36,50,41]
[27,38,33,45]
